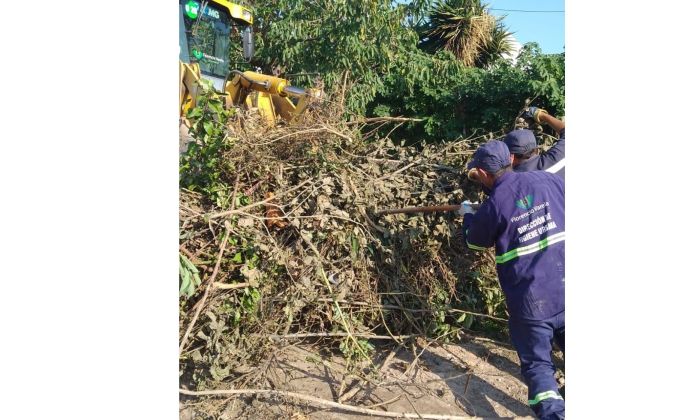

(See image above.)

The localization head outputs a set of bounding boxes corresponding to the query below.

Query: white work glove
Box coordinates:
[458,201,478,216]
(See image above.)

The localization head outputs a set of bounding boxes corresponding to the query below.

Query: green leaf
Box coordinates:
[210,101,224,115]
[203,121,214,136]
[179,254,201,298]
[181,254,198,272]
[179,265,192,296]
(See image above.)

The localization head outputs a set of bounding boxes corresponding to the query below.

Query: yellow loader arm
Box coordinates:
[224,71,322,125]
[180,62,203,126]
[179,65,322,126]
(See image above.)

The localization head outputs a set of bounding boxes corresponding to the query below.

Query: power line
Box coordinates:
[489,8,564,13]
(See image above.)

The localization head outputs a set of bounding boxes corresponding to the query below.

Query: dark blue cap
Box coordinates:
[503,129,537,155]
[467,140,511,173]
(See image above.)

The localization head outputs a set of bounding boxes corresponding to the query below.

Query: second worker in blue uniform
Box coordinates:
[459,140,565,420]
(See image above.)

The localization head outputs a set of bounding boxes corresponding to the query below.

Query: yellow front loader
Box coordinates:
[178,0,320,128]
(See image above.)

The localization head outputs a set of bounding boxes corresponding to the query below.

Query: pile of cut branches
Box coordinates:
[179,94,508,391]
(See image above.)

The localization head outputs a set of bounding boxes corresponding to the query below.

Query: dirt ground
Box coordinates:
[180,336,564,419]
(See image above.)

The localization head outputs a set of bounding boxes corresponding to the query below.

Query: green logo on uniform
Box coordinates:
[185,1,199,19]
[192,49,203,60]
[515,194,534,210]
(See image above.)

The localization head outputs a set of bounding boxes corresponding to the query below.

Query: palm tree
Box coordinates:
[475,22,516,67]
[419,0,515,68]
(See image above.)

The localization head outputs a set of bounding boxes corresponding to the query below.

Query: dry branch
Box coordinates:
[262,332,416,340]
[213,282,250,290]
[179,388,531,420]
[348,116,425,124]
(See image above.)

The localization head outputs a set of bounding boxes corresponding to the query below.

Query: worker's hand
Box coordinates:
[458,201,478,216]
[522,106,549,123]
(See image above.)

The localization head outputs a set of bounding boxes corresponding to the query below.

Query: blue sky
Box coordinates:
[485,0,564,53]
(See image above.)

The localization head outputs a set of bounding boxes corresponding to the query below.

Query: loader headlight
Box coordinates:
[243,10,252,22]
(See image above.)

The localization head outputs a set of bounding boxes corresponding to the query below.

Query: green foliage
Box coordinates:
[454,311,474,330]
[369,44,565,142]
[246,0,467,116]
[368,50,477,143]
[179,253,201,298]
[179,81,237,205]
[472,271,507,318]
[243,1,562,142]
[339,337,374,362]
[224,233,265,325]
[427,287,468,342]
[251,0,424,114]
[517,43,565,115]
[231,287,262,326]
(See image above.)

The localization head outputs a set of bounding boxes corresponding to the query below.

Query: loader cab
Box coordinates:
[178,0,254,91]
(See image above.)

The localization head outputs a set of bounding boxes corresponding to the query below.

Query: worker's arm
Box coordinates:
[529,109,565,171]
[536,129,565,172]
[461,202,497,251]
[538,112,564,134]
[524,107,564,137]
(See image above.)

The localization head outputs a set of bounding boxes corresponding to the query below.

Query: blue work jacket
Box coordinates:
[463,170,565,321]
[514,129,565,180]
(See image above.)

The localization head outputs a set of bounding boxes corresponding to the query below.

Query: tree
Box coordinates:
[235,1,563,142]
[368,44,565,143]
[246,0,463,115]
[474,24,515,68]
[418,0,514,68]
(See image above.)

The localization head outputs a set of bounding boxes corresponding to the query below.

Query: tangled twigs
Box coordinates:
[179,388,530,419]
[248,126,353,146]
[207,179,312,220]
[313,298,508,323]
[179,103,510,389]
[179,175,240,355]
[299,230,372,363]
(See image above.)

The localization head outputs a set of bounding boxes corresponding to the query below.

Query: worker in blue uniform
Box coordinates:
[459,140,565,420]
[503,107,565,180]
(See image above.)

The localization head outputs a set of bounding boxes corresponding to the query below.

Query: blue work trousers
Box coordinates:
[509,311,565,420]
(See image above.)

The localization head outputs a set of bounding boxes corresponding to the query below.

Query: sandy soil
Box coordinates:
[180,336,564,419]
